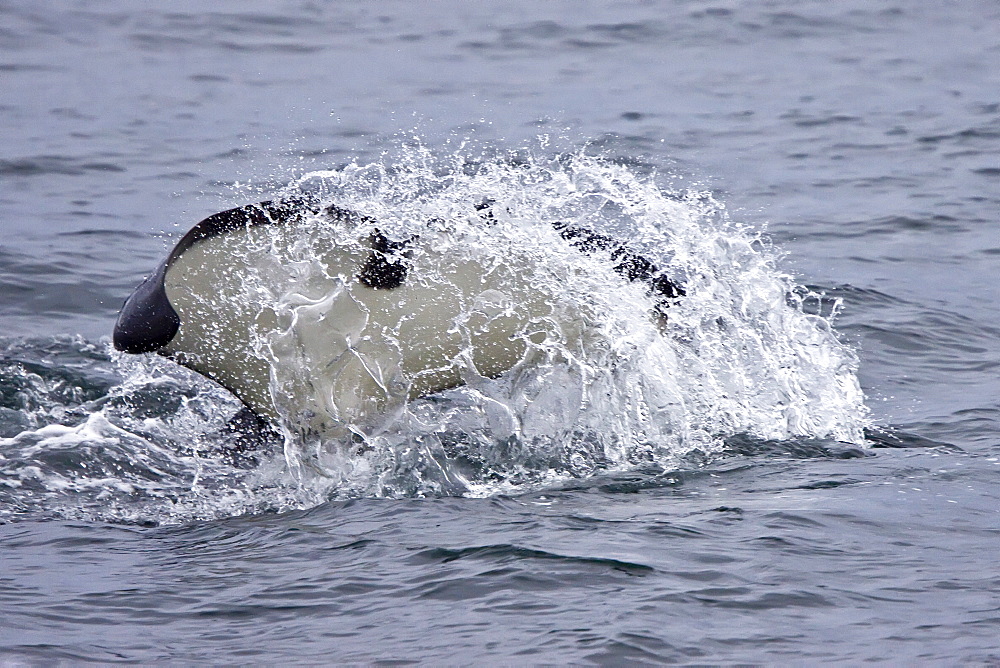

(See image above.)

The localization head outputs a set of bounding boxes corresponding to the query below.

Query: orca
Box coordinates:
[114,198,683,435]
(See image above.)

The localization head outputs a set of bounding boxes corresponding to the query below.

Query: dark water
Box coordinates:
[2,0,999,663]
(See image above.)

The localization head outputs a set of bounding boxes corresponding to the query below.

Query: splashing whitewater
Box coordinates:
[0,150,867,523]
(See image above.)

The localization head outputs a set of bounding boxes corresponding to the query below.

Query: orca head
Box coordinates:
[113,261,179,353]
[112,199,316,355]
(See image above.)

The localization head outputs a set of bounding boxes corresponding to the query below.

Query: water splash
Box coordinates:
[260,150,866,496]
[0,149,867,523]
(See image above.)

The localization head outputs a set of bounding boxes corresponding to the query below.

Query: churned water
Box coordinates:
[1,0,999,664]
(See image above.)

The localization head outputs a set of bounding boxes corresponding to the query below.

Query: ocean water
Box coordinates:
[2,0,999,664]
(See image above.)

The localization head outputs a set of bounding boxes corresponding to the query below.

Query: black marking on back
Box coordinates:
[474,203,685,309]
[552,222,685,312]
[357,229,413,290]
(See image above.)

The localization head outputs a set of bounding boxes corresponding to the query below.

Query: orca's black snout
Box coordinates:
[113,263,180,354]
